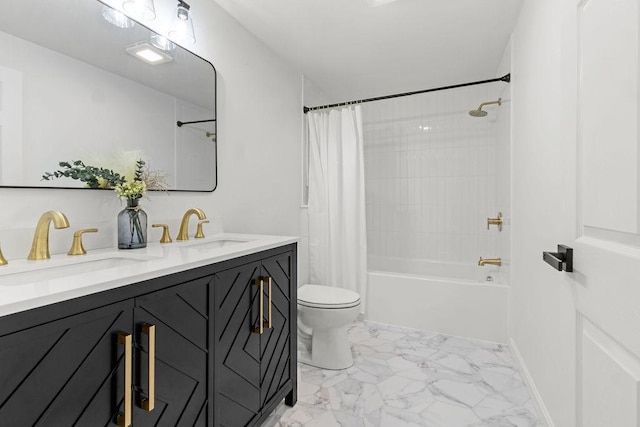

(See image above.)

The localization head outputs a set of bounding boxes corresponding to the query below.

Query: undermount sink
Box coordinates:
[179,239,250,251]
[0,256,149,286]
[0,237,256,287]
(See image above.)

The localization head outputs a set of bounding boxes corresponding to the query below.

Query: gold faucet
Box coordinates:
[195,219,210,239]
[152,224,173,243]
[0,244,7,266]
[478,257,501,267]
[68,228,98,256]
[176,208,207,241]
[28,211,70,260]
[487,212,503,231]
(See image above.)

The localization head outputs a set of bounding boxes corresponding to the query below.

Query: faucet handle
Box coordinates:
[195,220,210,239]
[487,212,503,231]
[68,228,98,256]
[0,244,7,266]
[152,224,173,243]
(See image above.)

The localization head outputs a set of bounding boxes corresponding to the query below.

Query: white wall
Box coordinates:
[509,0,576,425]
[0,0,302,261]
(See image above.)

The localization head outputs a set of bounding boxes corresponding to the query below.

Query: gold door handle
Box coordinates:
[264,276,272,329]
[252,278,264,334]
[141,323,155,412]
[117,333,132,427]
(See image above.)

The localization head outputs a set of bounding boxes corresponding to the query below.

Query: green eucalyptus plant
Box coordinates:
[42,160,126,188]
[42,158,167,195]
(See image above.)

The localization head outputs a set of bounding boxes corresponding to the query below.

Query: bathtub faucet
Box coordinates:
[478,257,501,267]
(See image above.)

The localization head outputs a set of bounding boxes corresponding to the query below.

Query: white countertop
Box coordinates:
[0,233,298,318]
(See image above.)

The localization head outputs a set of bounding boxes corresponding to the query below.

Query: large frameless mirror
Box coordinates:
[0,0,217,191]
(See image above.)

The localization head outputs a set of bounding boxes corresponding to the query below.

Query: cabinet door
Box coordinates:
[133,275,211,427]
[260,252,294,408]
[0,300,134,426]
[214,261,262,426]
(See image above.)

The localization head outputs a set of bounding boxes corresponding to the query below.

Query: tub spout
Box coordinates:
[478,257,501,267]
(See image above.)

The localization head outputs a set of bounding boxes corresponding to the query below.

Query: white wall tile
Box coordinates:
[363,83,507,267]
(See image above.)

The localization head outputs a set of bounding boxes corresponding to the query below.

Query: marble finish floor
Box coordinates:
[264,321,542,427]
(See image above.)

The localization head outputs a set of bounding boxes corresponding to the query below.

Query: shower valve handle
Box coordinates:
[487,212,503,231]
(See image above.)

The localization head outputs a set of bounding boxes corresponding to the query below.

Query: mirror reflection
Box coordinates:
[0,0,217,191]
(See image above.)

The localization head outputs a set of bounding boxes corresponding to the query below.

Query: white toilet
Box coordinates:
[297,284,361,370]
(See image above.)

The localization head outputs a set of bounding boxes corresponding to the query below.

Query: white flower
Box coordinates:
[114,180,147,200]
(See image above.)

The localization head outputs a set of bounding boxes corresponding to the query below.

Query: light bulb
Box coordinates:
[102,5,135,28]
[122,0,156,21]
[150,34,176,52]
[168,1,196,45]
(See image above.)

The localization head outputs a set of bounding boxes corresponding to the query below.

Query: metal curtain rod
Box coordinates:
[176,119,216,127]
[303,73,511,114]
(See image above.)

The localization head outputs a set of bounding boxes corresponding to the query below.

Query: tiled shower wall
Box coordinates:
[363,82,505,266]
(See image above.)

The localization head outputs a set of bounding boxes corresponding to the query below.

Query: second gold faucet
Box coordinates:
[0,244,7,266]
[176,208,207,241]
[68,229,99,256]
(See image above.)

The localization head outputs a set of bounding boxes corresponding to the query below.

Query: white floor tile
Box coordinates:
[264,321,541,426]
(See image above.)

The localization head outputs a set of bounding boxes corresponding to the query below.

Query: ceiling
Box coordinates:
[212,0,523,105]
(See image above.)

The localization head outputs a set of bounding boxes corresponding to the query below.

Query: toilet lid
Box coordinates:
[297,284,361,309]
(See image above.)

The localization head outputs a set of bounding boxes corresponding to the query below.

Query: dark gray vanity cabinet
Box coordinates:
[0,299,135,426]
[0,243,296,427]
[132,275,211,426]
[214,250,297,427]
[0,274,212,426]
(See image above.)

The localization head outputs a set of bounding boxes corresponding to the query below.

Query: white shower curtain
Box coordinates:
[307,106,368,313]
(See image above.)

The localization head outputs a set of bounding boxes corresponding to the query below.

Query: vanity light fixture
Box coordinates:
[102,5,135,28]
[126,41,174,65]
[122,0,156,21]
[168,0,196,45]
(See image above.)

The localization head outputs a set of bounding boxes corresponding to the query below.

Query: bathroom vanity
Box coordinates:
[0,235,297,426]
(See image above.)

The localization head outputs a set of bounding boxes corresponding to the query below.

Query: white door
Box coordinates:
[565,0,640,425]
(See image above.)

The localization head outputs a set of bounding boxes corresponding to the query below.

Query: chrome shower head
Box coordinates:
[469,98,502,117]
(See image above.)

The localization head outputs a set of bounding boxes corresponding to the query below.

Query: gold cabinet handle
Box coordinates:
[195,220,210,239]
[67,228,98,256]
[117,333,132,427]
[152,224,172,243]
[141,323,156,412]
[487,212,503,231]
[251,278,264,334]
[264,276,272,329]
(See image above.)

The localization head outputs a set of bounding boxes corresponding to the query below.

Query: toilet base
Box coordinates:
[298,326,353,370]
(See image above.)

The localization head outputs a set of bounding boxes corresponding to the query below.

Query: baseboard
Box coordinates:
[509,338,554,427]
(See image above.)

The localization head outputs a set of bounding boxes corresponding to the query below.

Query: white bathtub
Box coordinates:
[366,256,508,343]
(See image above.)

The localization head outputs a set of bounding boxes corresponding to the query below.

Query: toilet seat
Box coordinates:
[297,284,361,309]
